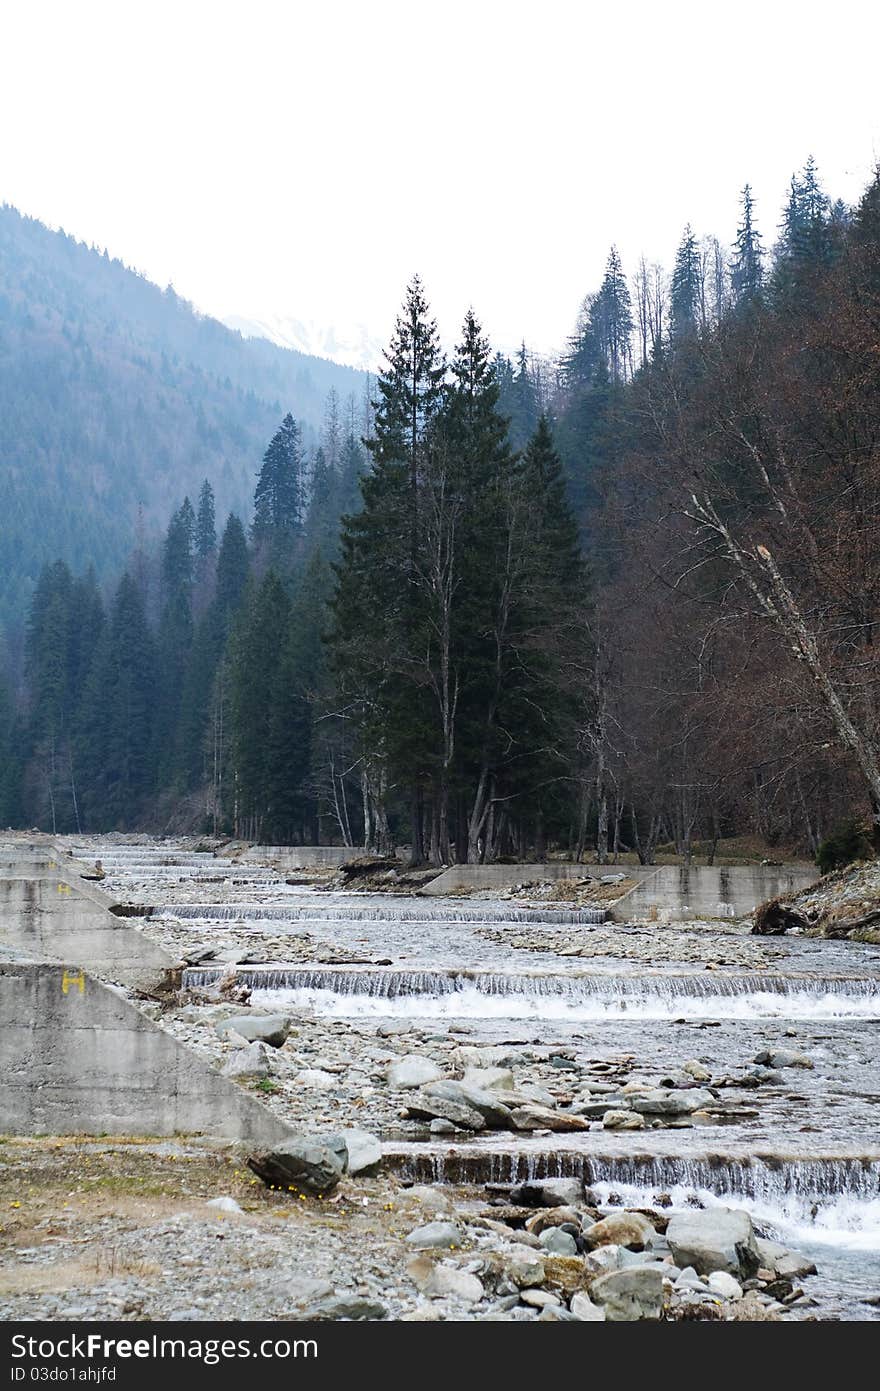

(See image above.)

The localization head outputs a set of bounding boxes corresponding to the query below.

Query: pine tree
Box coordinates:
[670,225,701,340]
[195,480,217,557]
[252,414,304,573]
[334,277,445,862]
[592,247,633,382]
[228,571,293,838]
[175,513,250,794]
[76,572,156,827]
[731,184,764,306]
[154,500,195,787]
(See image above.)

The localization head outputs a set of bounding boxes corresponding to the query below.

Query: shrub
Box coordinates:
[816,818,872,875]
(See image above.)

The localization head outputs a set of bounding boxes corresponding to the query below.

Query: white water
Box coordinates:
[250,982,880,1021]
[590,1181,880,1251]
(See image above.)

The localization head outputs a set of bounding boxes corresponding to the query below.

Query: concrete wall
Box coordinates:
[421,863,659,896]
[610,864,818,921]
[0,960,292,1143]
[241,845,354,869]
[0,870,173,992]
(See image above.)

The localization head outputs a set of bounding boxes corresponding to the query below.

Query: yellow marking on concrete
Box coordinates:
[56,882,72,896]
[61,969,86,995]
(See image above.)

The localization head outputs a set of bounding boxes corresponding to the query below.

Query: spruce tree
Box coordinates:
[670,225,701,340]
[593,247,633,382]
[334,277,445,862]
[252,413,304,573]
[195,480,217,557]
[731,184,764,306]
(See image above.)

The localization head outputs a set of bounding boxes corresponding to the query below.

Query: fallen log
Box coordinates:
[752,897,809,935]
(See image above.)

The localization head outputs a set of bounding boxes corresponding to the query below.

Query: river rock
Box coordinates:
[752,1048,813,1070]
[755,1238,817,1278]
[682,1059,712,1081]
[429,1117,456,1134]
[306,1295,387,1320]
[628,1088,714,1116]
[510,1177,584,1207]
[247,1136,347,1195]
[423,1265,484,1304]
[570,1292,606,1321]
[520,1288,560,1309]
[584,1245,624,1276]
[216,1013,290,1047]
[338,1128,382,1175]
[503,1250,546,1288]
[538,1227,578,1256]
[387,1055,444,1088]
[509,1105,590,1133]
[221,1041,269,1080]
[707,1270,744,1299]
[584,1211,656,1251]
[294,1068,337,1088]
[405,1221,462,1249]
[422,1080,512,1127]
[666,1208,760,1277]
[462,1066,515,1093]
[397,1185,454,1214]
[405,1089,486,1130]
[205,1196,243,1213]
[602,1110,645,1130]
[590,1266,663,1320]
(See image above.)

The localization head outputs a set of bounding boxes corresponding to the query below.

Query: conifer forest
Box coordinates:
[4,161,880,866]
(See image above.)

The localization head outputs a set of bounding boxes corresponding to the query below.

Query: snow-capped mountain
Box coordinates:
[224,313,384,373]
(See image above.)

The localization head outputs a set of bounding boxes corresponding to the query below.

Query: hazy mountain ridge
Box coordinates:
[0,205,365,639]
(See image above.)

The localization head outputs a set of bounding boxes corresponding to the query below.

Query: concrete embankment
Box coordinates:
[610,865,818,921]
[0,840,294,1145]
[0,959,291,1143]
[0,851,173,992]
[420,860,817,919]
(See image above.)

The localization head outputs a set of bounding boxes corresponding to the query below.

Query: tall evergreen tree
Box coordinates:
[195,479,217,557]
[252,413,304,573]
[670,225,701,340]
[592,247,634,382]
[731,184,764,306]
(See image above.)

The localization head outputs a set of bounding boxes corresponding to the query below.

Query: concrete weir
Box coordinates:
[0,841,293,1144]
[0,960,290,1143]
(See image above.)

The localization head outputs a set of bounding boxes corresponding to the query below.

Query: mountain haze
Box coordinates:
[0,205,366,638]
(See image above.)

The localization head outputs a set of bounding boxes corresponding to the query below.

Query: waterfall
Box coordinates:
[181,964,880,1019]
[384,1149,880,1243]
[161,902,608,925]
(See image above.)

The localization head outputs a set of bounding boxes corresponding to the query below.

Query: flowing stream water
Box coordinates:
[74,841,880,1318]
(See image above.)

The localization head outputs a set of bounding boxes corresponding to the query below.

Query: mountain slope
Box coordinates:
[0,205,365,637]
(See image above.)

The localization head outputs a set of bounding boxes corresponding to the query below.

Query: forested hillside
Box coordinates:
[4,160,880,866]
[0,205,365,640]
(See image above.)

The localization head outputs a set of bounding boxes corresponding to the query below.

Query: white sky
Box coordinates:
[2,0,879,357]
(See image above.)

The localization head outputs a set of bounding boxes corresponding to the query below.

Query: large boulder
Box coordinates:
[422,1080,512,1128]
[510,1177,584,1208]
[628,1088,714,1116]
[666,1207,760,1278]
[405,1090,486,1130]
[590,1266,663,1320]
[755,1238,817,1279]
[221,1041,270,1081]
[405,1221,462,1250]
[584,1211,657,1252]
[339,1129,382,1176]
[248,1136,347,1195]
[386,1055,444,1088]
[753,1048,813,1070]
[462,1066,515,1093]
[216,1013,291,1047]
